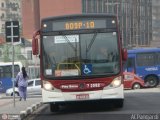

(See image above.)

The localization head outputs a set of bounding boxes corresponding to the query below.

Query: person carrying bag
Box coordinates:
[15,67,29,101]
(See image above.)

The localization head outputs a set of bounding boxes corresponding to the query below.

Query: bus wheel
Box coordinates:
[50,103,59,112]
[114,99,124,108]
[132,83,141,89]
[145,76,159,87]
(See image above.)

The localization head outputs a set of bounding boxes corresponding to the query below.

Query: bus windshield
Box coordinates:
[42,32,120,78]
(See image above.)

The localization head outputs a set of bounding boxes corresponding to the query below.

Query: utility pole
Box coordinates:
[5,21,19,107]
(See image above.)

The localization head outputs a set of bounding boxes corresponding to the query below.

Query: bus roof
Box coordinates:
[41,13,117,21]
[128,48,160,53]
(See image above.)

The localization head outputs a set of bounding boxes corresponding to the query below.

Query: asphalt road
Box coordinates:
[32,88,160,120]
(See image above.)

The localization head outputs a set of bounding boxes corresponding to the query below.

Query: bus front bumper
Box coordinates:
[42,85,124,103]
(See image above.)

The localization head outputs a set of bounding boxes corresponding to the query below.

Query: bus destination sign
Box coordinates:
[52,19,107,31]
[42,18,116,32]
[65,21,95,30]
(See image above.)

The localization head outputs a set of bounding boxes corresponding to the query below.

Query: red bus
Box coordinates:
[32,14,127,112]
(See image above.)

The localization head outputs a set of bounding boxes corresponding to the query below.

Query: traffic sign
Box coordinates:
[82,64,92,75]
[5,21,19,42]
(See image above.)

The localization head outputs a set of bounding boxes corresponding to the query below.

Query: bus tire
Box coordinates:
[114,99,124,108]
[145,76,159,88]
[50,103,59,112]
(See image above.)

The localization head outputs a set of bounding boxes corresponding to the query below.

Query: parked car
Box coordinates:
[123,72,145,89]
[6,78,41,96]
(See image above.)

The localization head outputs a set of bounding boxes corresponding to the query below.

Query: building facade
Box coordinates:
[22,0,82,41]
[82,0,152,47]
[151,0,160,47]
[22,0,152,47]
[0,0,21,35]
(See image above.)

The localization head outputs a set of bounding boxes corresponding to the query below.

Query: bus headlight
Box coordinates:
[43,81,53,91]
[109,76,122,88]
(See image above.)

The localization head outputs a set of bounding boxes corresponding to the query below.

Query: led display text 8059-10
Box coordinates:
[65,21,95,30]
[50,19,109,31]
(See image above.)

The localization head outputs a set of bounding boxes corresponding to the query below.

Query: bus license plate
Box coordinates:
[76,94,89,100]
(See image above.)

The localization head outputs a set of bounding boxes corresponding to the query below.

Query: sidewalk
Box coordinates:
[0,94,43,120]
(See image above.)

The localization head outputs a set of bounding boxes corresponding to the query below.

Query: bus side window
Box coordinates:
[127,58,133,67]
[125,57,135,72]
[5,66,12,77]
[156,53,160,64]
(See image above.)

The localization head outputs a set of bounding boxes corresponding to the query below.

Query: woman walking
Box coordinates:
[16,67,28,101]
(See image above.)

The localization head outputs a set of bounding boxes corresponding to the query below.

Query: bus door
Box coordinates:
[124,54,136,73]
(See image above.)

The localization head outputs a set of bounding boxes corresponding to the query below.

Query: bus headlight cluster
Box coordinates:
[109,76,122,88]
[43,81,53,91]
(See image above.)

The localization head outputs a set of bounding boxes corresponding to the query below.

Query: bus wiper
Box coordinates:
[63,36,77,51]
[86,32,97,53]
[52,56,56,64]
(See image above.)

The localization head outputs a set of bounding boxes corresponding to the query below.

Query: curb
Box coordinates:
[0,95,42,99]
[19,102,43,120]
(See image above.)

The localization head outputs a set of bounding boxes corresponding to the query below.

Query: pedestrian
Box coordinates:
[16,67,28,101]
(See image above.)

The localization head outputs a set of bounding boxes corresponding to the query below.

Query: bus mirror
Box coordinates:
[32,31,40,55]
[32,38,39,55]
[122,48,128,61]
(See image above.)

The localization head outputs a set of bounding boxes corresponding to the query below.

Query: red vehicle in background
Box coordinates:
[123,72,145,89]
